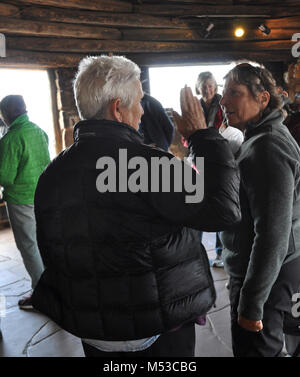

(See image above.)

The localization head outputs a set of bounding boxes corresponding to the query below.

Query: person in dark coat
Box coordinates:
[220,63,300,357]
[139,93,174,151]
[32,55,241,357]
[195,71,227,267]
[284,103,300,147]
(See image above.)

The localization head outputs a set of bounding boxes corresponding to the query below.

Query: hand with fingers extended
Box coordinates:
[173,86,207,139]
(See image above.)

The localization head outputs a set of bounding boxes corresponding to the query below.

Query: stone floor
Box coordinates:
[0,226,232,357]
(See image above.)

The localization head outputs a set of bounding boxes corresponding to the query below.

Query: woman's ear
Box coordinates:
[259,90,270,110]
[109,98,123,122]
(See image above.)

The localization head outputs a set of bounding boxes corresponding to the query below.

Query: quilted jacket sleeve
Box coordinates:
[141,127,241,231]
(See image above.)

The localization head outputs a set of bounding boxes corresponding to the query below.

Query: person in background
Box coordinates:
[220,63,300,357]
[139,93,174,151]
[0,95,50,310]
[31,55,241,358]
[284,102,300,147]
[195,71,238,268]
[195,71,223,130]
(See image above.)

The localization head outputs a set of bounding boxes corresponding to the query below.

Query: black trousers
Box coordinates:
[81,322,195,357]
[229,256,300,357]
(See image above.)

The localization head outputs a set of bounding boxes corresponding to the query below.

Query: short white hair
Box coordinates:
[73,55,141,120]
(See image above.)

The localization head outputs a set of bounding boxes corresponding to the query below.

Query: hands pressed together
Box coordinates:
[173,86,207,139]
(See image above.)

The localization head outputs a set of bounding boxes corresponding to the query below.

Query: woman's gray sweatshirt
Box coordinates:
[222,110,300,321]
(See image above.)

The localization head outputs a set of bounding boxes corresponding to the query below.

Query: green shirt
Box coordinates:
[0,113,50,204]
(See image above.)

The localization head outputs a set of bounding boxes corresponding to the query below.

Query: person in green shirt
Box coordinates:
[0,95,50,311]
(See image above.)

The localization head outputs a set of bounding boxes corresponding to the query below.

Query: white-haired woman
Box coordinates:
[195,71,223,129]
[220,63,300,357]
[31,55,241,357]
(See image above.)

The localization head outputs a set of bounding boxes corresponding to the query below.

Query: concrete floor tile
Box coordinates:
[195,323,232,357]
[0,309,50,357]
[27,329,85,357]
[207,307,233,355]
[0,270,21,288]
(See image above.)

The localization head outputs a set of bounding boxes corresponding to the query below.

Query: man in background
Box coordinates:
[0,95,50,310]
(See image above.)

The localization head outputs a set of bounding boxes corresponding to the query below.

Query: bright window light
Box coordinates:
[149,64,235,113]
[0,69,55,159]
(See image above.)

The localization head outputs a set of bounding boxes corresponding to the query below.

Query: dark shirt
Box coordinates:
[139,94,174,151]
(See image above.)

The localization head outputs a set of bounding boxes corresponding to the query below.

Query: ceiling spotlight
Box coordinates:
[204,22,214,38]
[234,27,245,38]
[258,24,271,35]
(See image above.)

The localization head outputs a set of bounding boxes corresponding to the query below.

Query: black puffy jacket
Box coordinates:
[32,119,240,341]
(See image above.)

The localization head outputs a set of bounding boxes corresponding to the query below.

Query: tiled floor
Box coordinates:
[0,226,232,357]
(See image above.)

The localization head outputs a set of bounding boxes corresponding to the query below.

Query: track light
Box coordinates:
[258,24,271,35]
[204,22,214,38]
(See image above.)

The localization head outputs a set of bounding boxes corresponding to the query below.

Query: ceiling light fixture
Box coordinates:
[234,27,245,38]
[258,24,271,35]
[204,22,214,38]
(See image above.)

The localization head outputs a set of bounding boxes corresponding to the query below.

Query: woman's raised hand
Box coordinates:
[173,86,207,139]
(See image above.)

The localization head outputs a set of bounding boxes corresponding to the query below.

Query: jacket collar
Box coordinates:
[9,113,29,130]
[244,109,284,141]
[73,119,144,144]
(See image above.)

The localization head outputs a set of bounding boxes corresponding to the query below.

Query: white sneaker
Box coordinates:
[211,257,224,268]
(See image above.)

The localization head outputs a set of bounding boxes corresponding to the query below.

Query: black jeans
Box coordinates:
[229,256,300,357]
[81,322,195,357]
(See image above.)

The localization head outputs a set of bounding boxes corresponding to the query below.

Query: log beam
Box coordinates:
[0,48,295,69]
[6,36,296,54]
[135,3,300,17]
[122,28,300,41]
[0,49,83,68]
[15,0,132,12]
[19,6,200,29]
[0,16,121,39]
[0,3,19,17]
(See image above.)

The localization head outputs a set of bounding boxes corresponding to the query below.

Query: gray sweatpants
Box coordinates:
[6,203,44,289]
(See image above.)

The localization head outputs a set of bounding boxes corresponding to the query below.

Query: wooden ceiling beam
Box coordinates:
[127,50,295,66]
[14,7,300,32]
[6,36,295,54]
[19,6,195,29]
[14,0,132,12]
[122,27,299,41]
[0,49,82,68]
[135,3,300,17]
[145,0,234,3]
[0,3,19,17]
[0,16,121,39]
[0,48,293,69]
[266,16,300,29]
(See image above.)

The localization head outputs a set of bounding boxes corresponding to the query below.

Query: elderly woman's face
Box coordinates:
[200,79,216,102]
[220,78,265,131]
